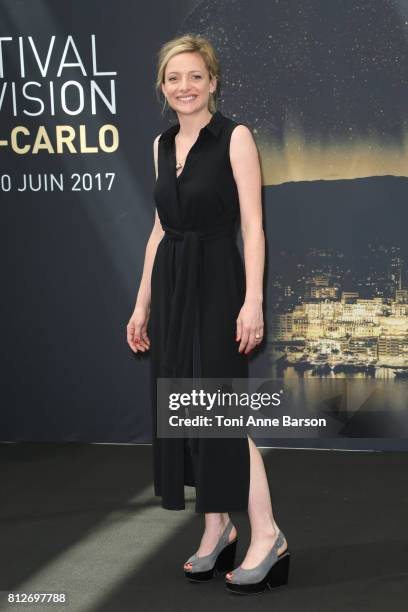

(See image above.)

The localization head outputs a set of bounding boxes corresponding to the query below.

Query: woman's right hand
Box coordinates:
[127,304,151,353]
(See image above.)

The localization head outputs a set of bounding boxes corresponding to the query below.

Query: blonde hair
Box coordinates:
[155,33,220,115]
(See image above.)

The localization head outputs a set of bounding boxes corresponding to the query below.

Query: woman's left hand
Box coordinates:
[236,300,264,354]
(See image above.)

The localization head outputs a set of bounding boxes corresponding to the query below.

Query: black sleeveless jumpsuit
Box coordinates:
[149,110,250,512]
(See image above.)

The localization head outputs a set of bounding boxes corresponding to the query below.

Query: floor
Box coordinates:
[1,442,407,611]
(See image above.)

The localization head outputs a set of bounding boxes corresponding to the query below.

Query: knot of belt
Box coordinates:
[161,222,235,378]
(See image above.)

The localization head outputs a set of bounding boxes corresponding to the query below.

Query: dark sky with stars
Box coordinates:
[173,0,408,184]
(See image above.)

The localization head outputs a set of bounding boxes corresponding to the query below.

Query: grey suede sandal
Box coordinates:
[225,529,290,595]
[184,520,238,582]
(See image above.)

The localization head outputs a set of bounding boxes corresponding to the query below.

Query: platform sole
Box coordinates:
[184,539,238,582]
[225,550,290,595]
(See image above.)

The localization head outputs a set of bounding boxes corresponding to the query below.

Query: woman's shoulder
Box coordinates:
[219,111,252,136]
[158,122,179,144]
[220,118,254,152]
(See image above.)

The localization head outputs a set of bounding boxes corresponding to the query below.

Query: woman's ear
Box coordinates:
[210,75,217,95]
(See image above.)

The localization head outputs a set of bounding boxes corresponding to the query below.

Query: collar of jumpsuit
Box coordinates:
[158,109,224,144]
[158,110,235,379]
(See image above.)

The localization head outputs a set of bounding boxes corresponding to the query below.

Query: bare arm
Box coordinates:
[133,134,164,311]
[229,124,265,353]
[127,134,164,352]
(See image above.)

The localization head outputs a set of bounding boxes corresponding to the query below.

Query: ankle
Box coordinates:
[250,520,279,541]
[204,512,230,528]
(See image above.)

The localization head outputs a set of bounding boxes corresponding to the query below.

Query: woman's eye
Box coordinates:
[167,75,201,81]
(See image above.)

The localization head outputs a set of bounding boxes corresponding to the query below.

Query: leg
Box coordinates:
[184,512,237,570]
[226,435,288,576]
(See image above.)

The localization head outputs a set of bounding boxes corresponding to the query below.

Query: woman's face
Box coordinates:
[162,51,216,115]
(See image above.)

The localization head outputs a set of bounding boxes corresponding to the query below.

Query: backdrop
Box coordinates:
[1,0,408,450]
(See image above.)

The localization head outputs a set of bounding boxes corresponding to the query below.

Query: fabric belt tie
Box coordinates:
[161,222,235,378]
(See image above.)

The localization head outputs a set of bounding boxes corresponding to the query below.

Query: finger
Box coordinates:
[238,328,250,353]
[236,318,243,342]
[134,324,146,352]
[142,330,151,344]
[138,332,150,351]
[254,329,264,345]
[127,323,138,352]
[244,331,258,354]
[135,337,146,351]
[141,329,151,346]
[136,327,149,349]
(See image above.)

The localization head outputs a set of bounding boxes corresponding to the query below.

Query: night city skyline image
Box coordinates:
[262,175,408,381]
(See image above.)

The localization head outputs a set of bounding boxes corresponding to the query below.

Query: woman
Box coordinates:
[127,34,290,595]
